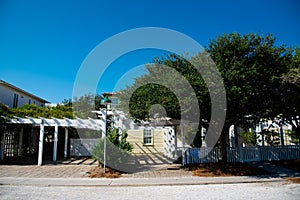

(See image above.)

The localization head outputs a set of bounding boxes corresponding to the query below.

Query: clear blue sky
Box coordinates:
[0,0,299,103]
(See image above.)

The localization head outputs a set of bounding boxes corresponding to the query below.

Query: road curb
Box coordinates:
[0,176,287,187]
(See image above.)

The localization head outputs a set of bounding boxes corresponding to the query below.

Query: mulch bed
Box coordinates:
[186,162,269,177]
[286,177,300,184]
[88,160,300,178]
[87,166,121,178]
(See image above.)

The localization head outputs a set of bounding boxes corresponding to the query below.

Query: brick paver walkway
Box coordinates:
[0,157,97,178]
[0,157,192,178]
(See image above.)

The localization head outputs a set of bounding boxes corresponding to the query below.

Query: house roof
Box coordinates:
[0,80,50,103]
[102,92,117,97]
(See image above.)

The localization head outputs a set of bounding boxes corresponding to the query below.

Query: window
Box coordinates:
[13,94,19,108]
[28,99,31,104]
[143,128,153,145]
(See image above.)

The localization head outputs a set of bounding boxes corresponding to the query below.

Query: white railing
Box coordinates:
[184,147,218,165]
[259,145,300,161]
[227,146,260,162]
[184,145,300,164]
[227,145,300,163]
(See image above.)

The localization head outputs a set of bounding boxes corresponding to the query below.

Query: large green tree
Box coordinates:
[117,54,210,147]
[278,49,300,143]
[117,32,298,160]
[207,33,294,159]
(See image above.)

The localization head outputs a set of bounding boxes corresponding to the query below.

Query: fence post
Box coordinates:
[257,146,261,161]
[239,146,244,162]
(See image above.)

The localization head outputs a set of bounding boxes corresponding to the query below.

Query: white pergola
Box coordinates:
[2,114,105,166]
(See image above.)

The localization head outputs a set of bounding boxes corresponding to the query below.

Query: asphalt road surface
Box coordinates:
[1,182,299,200]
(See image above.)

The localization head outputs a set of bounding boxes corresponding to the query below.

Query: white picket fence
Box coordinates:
[184,147,219,165]
[184,145,300,164]
[227,145,300,163]
[227,146,261,162]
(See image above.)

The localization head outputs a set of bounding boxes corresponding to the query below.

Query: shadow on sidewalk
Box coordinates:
[248,160,300,179]
[0,156,98,166]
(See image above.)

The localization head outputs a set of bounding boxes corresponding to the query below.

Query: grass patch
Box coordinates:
[186,162,269,177]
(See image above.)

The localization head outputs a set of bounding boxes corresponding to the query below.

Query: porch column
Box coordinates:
[64,128,68,158]
[181,124,185,165]
[38,120,44,166]
[18,128,23,156]
[53,125,58,161]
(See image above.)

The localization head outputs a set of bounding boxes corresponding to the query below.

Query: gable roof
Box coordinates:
[0,80,50,103]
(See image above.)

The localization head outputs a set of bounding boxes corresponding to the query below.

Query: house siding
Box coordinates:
[0,81,48,108]
[127,129,164,154]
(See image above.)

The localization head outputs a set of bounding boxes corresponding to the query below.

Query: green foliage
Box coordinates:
[127,83,181,120]
[117,32,300,156]
[0,102,11,124]
[206,33,300,159]
[278,48,300,143]
[286,130,300,144]
[0,93,106,121]
[106,128,133,152]
[92,127,133,170]
[9,103,73,119]
[72,93,103,118]
[240,131,257,146]
[282,49,300,86]
[207,33,292,126]
[261,129,280,146]
[117,53,210,146]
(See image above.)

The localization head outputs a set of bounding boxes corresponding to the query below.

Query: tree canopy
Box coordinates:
[117,32,300,154]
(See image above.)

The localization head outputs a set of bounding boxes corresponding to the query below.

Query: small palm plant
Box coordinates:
[92,127,133,171]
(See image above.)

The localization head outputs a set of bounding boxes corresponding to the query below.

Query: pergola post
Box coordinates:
[53,125,58,161]
[18,128,23,156]
[38,120,44,166]
[64,128,68,158]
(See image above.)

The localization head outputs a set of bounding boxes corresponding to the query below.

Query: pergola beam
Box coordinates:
[6,116,103,165]
[9,117,102,130]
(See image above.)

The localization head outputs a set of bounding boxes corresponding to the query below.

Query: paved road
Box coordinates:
[1,158,299,199]
[1,182,299,200]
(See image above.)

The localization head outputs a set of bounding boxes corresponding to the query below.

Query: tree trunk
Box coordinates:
[218,124,230,162]
[192,128,202,147]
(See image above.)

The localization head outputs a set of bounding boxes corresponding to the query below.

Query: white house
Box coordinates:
[0,80,49,108]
